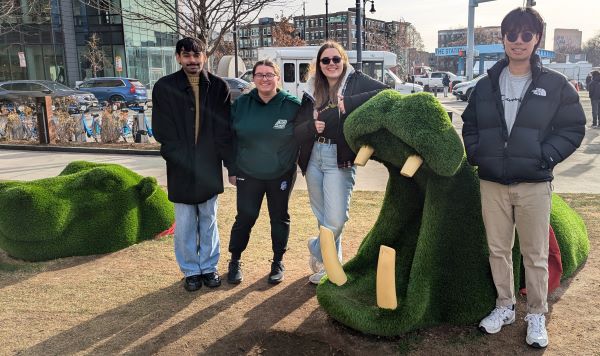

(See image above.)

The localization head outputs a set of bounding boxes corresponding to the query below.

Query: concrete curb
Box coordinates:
[0,143,160,156]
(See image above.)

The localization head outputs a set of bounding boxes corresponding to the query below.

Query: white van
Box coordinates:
[241,47,422,97]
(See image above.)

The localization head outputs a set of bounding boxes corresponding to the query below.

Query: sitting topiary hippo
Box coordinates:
[0,161,175,261]
[316,90,589,336]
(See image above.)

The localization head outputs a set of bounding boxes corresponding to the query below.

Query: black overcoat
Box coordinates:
[152,69,233,204]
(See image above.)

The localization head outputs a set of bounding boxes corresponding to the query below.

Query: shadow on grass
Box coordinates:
[125,277,316,355]
[0,252,104,290]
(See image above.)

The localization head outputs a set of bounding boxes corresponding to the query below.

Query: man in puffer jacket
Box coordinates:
[461,7,585,349]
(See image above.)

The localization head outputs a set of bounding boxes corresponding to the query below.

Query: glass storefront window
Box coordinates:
[25,46,45,80]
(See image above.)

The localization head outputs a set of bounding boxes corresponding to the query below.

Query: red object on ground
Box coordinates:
[519,224,563,295]
[155,222,175,239]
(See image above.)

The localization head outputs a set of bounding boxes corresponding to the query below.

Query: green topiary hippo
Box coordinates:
[316,90,589,336]
[0,161,174,261]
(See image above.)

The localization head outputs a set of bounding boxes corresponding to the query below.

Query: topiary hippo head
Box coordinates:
[316,90,589,336]
[0,161,174,261]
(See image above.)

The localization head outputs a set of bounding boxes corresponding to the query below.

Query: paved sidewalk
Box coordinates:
[1,93,598,193]
[0,149,389,191]
[1,143,598,193]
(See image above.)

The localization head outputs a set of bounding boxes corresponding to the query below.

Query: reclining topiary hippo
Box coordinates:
[0,161,175,261]
[316,90,589,336]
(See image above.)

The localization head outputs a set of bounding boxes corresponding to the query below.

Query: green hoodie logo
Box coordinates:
[273,119,287,129]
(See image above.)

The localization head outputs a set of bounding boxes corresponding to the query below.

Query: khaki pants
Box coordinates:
[480,180,552,314]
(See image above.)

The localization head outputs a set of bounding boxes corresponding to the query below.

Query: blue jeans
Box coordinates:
[306,143,356,263]
[174,196,220,277]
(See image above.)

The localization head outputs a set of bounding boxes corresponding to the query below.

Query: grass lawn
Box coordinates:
[0,189,598,355]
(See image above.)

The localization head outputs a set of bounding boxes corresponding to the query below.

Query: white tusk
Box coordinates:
[400,155,423,177]
[354,145,375,166]
[319,226,347,286]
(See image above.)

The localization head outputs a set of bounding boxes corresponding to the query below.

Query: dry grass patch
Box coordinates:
[0,190,598,355]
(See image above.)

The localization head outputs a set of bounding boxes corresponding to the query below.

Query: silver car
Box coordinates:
[0,80,98,111]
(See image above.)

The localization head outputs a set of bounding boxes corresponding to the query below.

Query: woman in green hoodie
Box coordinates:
[226,59,301,285]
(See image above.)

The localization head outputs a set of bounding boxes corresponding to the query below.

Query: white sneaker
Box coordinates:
[309,269,326,285]
[307,238,323,273]
[525,313,548,348]
[478,305,516,334]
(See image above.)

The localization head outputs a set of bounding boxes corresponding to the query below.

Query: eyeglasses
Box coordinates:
[505,31,535,43]
[320,56,342,65]
[254,73,277,80]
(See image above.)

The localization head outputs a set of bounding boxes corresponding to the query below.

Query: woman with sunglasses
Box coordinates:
[294,41,387,284]
[226,59,301,285]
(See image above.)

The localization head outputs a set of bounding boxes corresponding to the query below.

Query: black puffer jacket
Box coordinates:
[462,56,585,184]
[589,77,600,100]
[294,70,387,174]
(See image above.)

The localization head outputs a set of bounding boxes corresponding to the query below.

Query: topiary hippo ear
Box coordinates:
[136,176,158,200]
[345,90,464,177]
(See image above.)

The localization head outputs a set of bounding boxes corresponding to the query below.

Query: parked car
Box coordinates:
[383,70,424,94]
[452,74,487,101]
[0,80,98,112]
[414,71,464,92]
[76,77,147,106]
[223,77,251,102]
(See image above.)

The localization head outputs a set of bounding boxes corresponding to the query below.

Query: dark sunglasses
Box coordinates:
[505,31,535,43]
[320,56,342,65]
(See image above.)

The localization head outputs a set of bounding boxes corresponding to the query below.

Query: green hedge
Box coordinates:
[0,161,174,261]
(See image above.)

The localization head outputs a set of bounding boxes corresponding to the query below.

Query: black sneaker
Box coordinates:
[184,274,202,292]
[268,261,285,284]
[201,272,222,288]
[227,260,243,284]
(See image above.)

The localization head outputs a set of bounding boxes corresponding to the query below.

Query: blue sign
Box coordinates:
[436,44,555,59]
[435,47,466,56]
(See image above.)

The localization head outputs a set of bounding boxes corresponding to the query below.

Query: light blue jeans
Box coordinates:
[174,196,220,277]
[306,143,356,263]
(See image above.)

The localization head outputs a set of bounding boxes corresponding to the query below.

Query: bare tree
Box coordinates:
[369,21,424,77]
[80,0,285,58]
[0,0,51,36]
[83,33,111,78]
[272,15,305,47]
[583,33,600,66]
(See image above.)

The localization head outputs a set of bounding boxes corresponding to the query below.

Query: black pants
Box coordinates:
[229,168,297,262]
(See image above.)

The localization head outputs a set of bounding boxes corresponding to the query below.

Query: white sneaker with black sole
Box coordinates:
[525,313,548,348]
[478,305,516,334]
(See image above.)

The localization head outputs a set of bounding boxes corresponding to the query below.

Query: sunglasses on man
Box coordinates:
[320,56,342,65]
[505,31,535,43]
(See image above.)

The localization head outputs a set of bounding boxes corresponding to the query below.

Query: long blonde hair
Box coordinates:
[313,41,349,108]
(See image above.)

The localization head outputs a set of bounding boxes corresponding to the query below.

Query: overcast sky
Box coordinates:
[264,0,599,52]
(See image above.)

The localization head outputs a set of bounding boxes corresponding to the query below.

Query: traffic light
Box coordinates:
[526,0,536,6]
[458,50,465,57]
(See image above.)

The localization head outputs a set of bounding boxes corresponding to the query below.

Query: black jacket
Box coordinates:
[294,70,387,174]
[589,78,600,100]
[152,69,233,204]
[442,75,451,87]
[462,56,585,184]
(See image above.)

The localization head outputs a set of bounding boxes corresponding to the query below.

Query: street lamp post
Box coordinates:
[233,0,238,77]
[355,0,362,71]
[362,0,375,50]
[325,0,329,40]
[466,0,495,80]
